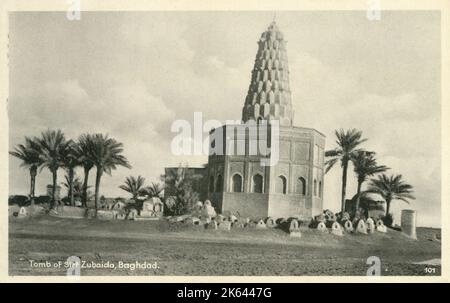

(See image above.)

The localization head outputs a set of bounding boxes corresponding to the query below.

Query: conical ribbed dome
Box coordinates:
[242,21,294,126]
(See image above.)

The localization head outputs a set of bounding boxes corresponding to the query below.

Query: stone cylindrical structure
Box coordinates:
[401,209,417,239]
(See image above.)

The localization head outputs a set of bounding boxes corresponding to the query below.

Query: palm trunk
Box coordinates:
[94,167,103,215]
[341,159,348,213]
[385,198,391,216]
[355,180,363,212]
[29,166,37,206]
[82,166,90,207]
[68,168,75,206]
[51,169,57,208]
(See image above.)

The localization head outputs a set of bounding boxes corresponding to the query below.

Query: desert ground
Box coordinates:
[9,216,441,276]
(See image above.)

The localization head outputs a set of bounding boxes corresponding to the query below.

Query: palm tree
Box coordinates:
[163,166,199,215]
[77,134,94,207]
[86,134,131,212]
[351,151,389,211]
[325,128,367,213]
[365,174,415,216]
[119,175,146,199]
[63,176,93,201]
[62,141,81,206]
[140,182,164,199]
[9,137,42,205]
[37,129,72,208]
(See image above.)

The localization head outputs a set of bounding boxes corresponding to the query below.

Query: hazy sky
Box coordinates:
[8,11,441,227]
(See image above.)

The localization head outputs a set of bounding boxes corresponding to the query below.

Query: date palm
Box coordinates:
[37,129,72,208]
[62,141,81,206]
[365,174,415,216]
[63,176,93,201]
[86,134,131,212]
[325,128,367,213]
[119,175,146,199]
[9,137,42,205]
[140,182,164,199]
[77,134,95,207]
[351,151,389,211]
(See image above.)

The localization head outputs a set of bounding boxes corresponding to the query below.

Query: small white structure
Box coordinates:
[331,222,343,236]
[215,214,225,223]
[266,217,277,228]
[141,197,164,218]
[317,222,327,232]
[17,207,28,218]
[229,215,238,223]
[289,219,301,238]
[366,218,375,234]
[344,220,353,233]
[255,219,267,229]
[201,202,217,219]
[377,224,387,233]
[356,219,368,234]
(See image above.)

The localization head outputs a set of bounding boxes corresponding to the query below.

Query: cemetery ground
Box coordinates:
[9,216,441,276]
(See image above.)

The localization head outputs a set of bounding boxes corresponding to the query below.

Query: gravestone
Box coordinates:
[344,220,354,233]
[202,203,217,219]
[317,222,327,232]
[376,219,384,227]
[331,222,343,236]
[255,219,267,229]
[377,224,387,233]
[215,214,225,223]
[356,220,368,234]
[229,215,238,223]
[185,217,200,225]
[289,219,301,238]
[266,217,277,228]
[366,218,375,234]
[17,207,28,218]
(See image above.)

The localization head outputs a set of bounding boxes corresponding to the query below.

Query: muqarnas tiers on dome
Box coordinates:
[242,21,294,127]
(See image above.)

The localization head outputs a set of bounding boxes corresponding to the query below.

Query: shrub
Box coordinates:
[382,213,394,227]
[8,195,29,206]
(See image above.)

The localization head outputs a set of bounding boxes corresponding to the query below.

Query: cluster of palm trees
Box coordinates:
[9,129,131,212]
[119,175,164,200]
[325,128,415,217]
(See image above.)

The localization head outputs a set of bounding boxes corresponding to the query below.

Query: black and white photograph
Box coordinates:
[2,0,448,281]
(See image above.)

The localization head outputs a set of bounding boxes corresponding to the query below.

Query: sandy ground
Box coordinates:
[9,216,441,276]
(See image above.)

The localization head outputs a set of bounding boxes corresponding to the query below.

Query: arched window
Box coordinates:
[209,176,214,193]
[297,177,306,195]
[319,181,322,198]
[216,175,223,192]
[231,174,243,193]
[252,174,264,193]
[275,175,287,194]
[314,179,317,196]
